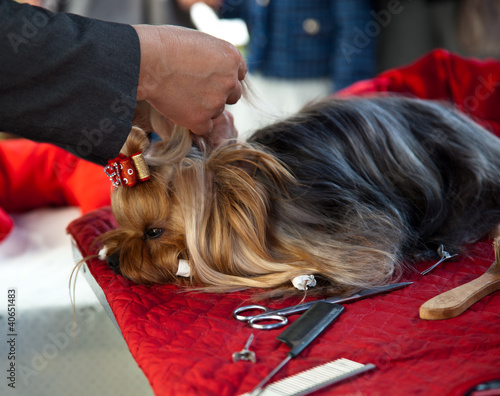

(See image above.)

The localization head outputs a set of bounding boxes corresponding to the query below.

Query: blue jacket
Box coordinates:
[219,0,377,90]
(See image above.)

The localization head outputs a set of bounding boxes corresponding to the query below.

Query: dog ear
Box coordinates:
[210,144,296,198]
[171,143,300,288]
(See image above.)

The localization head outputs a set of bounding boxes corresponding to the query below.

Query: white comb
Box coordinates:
[240,358,375,396]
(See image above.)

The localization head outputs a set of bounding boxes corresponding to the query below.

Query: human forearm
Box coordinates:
[0,0,140,164]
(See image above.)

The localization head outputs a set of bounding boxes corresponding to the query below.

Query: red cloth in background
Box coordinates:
[0,207,13,241]
[338,49,500,137]
[67,49,500,396]
[0,138,110,241]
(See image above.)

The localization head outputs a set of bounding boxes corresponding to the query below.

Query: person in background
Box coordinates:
[178,0,378,137]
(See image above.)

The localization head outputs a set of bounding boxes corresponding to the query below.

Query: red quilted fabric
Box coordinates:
[0,138,111,241]
[67,50,500,396]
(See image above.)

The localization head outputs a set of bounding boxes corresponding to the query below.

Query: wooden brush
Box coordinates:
[420,237,500,320]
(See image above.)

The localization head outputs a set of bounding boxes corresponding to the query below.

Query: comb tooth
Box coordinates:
[240,358,375,396]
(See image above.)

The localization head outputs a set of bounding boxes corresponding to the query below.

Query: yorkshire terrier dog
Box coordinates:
[99,96,500,297]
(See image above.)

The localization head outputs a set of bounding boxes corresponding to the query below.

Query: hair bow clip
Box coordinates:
[104,152,150,187]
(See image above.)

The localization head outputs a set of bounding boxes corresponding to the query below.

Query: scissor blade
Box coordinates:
[323,282,412,305]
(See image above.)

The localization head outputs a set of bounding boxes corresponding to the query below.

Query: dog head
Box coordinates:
[99,126,307,292]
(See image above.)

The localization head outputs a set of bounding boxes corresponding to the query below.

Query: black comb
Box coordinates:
[249,301,344,395]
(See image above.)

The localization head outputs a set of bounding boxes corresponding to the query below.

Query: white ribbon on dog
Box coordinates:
[292,275,317,290]
[99,248,191,278]
[98,247,108,261]
[101,249,306,287]
[176,259,192,277]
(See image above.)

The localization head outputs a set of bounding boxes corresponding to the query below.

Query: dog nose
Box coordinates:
[106,250,122,274]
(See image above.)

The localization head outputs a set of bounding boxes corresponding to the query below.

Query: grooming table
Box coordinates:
[67,50,500,396]
[68,210,500,396]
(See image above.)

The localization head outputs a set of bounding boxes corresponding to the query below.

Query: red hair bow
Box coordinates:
[104,152,150,187]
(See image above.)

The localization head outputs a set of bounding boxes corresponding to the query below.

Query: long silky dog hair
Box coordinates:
[100,96,500,297]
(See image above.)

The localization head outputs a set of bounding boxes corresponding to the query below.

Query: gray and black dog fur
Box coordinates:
[104,96,500,296]
[247,96,500,270]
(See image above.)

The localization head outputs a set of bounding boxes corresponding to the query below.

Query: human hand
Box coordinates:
[133,25,246,137]
[134,102,237,148]
[205,109,238,147]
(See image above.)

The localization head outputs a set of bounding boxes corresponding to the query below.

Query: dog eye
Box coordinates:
[144,228,163,239]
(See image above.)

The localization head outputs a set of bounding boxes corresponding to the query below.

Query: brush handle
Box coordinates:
[420,261,500,320]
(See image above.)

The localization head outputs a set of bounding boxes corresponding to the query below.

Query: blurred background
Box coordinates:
[3,0,499,139]
[1,1,499,395]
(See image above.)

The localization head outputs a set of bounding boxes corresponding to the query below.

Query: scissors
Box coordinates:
[233,282,412,330]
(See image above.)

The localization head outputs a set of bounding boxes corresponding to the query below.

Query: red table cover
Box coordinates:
[67,50,500,396]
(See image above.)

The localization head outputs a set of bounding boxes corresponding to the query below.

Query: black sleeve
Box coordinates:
[0,0,141,165]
